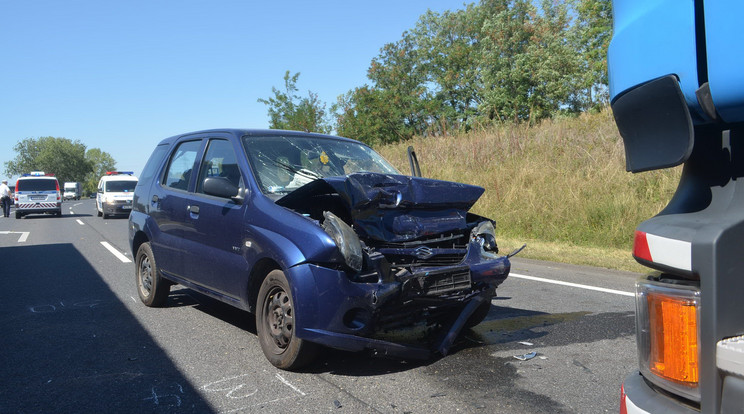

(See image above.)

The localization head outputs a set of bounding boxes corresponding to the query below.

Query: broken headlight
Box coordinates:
[322,211,363,272]
[473,220,498,253]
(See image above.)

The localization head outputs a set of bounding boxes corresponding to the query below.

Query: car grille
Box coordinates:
[419,267,472,295]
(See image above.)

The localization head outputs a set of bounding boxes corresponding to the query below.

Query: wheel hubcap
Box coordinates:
[266,288,293,349]
[139,256,152,295]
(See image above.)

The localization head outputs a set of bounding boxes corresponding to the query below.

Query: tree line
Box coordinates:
[4,137,116,195]
[260,0,611,145]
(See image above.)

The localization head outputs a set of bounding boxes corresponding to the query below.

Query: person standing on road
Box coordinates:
[0,179,11,217]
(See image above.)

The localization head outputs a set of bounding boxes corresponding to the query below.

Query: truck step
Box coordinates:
[717,335,744,376]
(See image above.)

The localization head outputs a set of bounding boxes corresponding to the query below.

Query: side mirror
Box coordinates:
[203,177,242,203]
[407,146,421,177]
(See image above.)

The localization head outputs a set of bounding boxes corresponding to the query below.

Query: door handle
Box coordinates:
[187,205,199,214]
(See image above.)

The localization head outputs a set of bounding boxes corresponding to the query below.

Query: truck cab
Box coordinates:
[610,1,744,412]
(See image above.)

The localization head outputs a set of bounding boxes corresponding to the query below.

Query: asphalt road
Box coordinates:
[0,199,639,413]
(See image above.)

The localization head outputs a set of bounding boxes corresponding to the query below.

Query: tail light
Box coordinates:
[56,180,61,201]
[636,278,700,401]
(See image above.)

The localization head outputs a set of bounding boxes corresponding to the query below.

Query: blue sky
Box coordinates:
[0,0,469,182]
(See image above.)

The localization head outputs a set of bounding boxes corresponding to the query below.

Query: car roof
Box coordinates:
[18,175,57,180]
[100,174,138,181]
[156,129,364,147]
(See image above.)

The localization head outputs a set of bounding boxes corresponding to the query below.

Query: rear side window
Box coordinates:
[17,179,57,191]
[163,140,202,191]
[139,144,170,185]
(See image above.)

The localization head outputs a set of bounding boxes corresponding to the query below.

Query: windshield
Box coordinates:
[105,180,136,192]
[242,135,399,195]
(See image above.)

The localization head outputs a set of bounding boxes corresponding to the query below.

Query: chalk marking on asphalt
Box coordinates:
[100,241,132,263]
[76,219,84,225]
[275,374,306,396]
[509,272,634,297]
[1,230,30,242]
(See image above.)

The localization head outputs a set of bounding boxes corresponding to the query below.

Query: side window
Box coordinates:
[163,140,202,191]
[196,139,242,195]
[139,143,170,186]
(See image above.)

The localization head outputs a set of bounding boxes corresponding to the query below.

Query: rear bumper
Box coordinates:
[15,203,61,215]
[622,372,698,414]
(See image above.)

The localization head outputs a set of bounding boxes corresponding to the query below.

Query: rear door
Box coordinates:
[148,138,205,279]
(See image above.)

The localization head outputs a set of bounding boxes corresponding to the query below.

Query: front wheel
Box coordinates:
[256,270,318,370]
[135,242,170,307]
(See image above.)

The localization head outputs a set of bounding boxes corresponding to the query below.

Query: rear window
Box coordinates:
[17,179,57,191]
[105,181,137,192]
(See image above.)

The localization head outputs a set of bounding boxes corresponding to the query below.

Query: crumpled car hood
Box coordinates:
[276,173,484,242]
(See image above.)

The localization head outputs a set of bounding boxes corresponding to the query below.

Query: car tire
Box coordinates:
[97,209,102,217]
[102,211,108,219]
[135,242,170,307]
[465,300,492,329]
[256,269,318,370]
[15,211,21,219]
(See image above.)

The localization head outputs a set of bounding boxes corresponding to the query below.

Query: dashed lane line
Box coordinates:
[100,241,132,263]
[76,219,84,225]
[509,272,634,297]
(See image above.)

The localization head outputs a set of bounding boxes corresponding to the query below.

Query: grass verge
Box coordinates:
[375,110,680,273]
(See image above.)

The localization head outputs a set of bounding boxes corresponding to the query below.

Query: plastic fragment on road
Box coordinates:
[514,351,537,361]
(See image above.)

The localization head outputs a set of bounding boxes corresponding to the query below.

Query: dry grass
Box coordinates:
[376,110,681,272]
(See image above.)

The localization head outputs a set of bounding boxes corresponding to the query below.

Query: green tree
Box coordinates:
[571,0,612,109]
[258,71,331,133]
[83,148,117,195]
[478,0,582,123]
[5,137,92,185]
[411,6,483,133]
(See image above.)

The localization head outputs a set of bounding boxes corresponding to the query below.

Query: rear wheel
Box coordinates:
[15,211,21,219]
[256,270,318,370]
[135,242,170,307]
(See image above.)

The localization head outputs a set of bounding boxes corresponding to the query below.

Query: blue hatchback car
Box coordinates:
[129,129,514,370]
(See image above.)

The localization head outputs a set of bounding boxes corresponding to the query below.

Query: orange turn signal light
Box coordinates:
[646,291,699,385]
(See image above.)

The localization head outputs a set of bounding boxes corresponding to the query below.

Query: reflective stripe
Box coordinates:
[645,233,692,271]
[624,394,651,414]
[16,203,58,208]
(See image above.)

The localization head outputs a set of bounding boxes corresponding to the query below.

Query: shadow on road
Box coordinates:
[0,244,215,413]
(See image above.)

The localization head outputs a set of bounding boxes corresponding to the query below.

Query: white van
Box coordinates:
[96,171,138,218]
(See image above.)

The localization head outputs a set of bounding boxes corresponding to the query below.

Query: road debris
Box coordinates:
[513,351,537,361]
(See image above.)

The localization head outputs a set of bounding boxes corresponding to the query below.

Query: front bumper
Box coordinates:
[103,202,133,216]
[288,244,511,358]
[622,372,699,414]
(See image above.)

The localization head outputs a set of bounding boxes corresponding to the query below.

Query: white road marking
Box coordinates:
[509,272,634,297]
[76,219,84,225]
[275,374,306,396]
[100,241,132,263]
[0,231,30,242]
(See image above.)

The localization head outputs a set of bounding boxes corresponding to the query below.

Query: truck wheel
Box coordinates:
[256,270,318,370]
[15,211,21,219]
[135,242,170,307]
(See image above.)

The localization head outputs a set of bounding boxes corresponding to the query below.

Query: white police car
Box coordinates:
[14,171,62,219]
[96,171,138,219]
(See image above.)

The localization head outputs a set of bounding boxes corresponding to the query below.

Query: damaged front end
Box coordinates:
[277,173,517,359]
